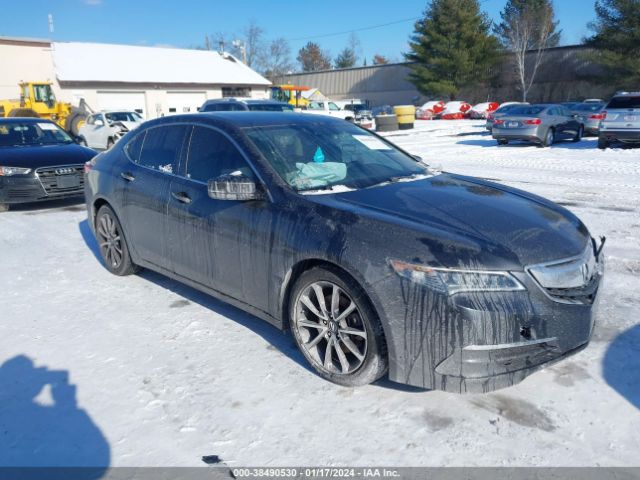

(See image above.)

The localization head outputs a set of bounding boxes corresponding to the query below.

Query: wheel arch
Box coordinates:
[279,258,390,365]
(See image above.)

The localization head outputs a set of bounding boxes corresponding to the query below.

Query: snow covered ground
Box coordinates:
[1,120,639,468]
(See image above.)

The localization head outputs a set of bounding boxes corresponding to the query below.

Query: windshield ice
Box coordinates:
[244,121,427,191]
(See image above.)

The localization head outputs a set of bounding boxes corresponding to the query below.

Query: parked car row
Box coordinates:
[490,92,640,149]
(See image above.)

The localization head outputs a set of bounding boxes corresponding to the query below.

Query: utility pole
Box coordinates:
[232,39,247,65]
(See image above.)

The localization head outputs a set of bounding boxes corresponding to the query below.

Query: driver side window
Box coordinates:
[185,126,254,183]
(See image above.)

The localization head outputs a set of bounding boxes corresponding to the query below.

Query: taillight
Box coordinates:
[523,118,542,125]
[84,160,94,174]
[590,113,606,120]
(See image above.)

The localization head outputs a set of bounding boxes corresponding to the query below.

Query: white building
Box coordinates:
[0,36,271,118]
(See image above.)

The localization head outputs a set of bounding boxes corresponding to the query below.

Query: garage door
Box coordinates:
[97,91,147,117]
[167,91,207,115]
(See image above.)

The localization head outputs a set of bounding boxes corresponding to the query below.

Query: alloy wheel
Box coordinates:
[294,281,368,375]
[97,212,123,269]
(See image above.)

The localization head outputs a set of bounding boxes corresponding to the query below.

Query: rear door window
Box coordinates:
[136,125,189,174]
[184,126,254,183]
[606,96,640,109]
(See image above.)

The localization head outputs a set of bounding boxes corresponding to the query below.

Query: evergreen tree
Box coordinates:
[297,42,332,72]
[405,0,500,99]
[335,47,357,69]
[586,0,640,88]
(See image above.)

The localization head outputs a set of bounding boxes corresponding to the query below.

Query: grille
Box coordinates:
[36,165,85,196]
[542,275,600,305]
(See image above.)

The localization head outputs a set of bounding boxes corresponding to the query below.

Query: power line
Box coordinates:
[288,17,419,42]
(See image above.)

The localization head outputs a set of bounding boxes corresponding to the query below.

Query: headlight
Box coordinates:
[0,166,32,176]
[390,260,525,295]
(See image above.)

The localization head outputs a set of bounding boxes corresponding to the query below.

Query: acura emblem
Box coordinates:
[55,167,75,175]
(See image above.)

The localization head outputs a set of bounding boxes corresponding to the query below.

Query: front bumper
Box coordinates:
[0,167,85,204]
[599,129,640,143]
[376,257,601,393]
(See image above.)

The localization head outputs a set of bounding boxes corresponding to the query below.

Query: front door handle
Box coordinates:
[120,172,135,182]
[171,191,192,204]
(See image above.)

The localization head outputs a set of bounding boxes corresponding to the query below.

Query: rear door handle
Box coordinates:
[120,172,135,182]
[171,191,192,204]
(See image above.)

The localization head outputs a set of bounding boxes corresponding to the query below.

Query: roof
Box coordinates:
[141,112,345,129]
[51,42,271,86]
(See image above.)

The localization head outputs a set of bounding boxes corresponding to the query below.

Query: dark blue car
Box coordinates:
[84,113,604,393]
[0,118,96,211]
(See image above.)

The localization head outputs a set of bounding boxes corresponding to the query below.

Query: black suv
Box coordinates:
[199,98,294,113]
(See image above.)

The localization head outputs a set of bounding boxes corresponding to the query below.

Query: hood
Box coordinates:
[309,173,590,269]
[0,143,97,169]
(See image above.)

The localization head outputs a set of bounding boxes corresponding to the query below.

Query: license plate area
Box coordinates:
[507,121,519,128]
[57,174,80,189]
[624,115,637,122]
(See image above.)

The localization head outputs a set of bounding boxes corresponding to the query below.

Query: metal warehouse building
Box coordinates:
[0,36,271,118]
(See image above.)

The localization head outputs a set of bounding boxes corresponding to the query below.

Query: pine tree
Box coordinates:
[335,48,357,69]
[405,0,500,99]
[586,0,640,88]
[297,42,332,72]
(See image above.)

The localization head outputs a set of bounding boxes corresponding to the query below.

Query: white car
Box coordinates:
[303,101,354,121]
[79,111,144,150]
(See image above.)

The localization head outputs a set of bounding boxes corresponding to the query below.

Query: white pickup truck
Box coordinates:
[303,101,355,121]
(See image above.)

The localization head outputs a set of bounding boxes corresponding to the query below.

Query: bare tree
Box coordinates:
[262,37,294,81]
[242,20,265,68]
[495,0,561,101]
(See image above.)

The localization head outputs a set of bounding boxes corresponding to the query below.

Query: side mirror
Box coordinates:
[94,119,105,126]
[208,174,265,201]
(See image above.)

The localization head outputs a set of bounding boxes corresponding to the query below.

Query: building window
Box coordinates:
[222,87,250,98]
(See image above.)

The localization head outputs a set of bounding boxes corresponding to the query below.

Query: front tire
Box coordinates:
[289,266,388,387]
[95,205,138,276]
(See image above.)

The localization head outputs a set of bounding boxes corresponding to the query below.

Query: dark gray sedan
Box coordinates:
[84,113,603,393]
[492,104,584,146]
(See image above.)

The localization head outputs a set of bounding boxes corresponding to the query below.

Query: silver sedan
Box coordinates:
[571,102,606,136]
[492,104,584,147]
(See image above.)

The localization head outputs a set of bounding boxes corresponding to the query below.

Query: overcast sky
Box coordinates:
[0,0,598,64]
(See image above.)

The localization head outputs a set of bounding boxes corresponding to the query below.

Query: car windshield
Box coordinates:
[0,121,73,147]
[507,106,546,115]
[248,103,294,112]
[105,112,142,122]
[244,121,427,192]
[606,96,640,109]
[573,103,605,112]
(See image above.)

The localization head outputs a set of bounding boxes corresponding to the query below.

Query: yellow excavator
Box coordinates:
[0,81,89,135]
[271,84,311,108]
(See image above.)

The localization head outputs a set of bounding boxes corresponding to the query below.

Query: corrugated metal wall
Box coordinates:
[275,45,612,107]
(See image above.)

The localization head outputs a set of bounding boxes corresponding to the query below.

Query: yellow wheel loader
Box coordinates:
[0,82,90,136]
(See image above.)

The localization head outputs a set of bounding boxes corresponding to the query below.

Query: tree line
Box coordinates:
[196,0,639,98]
[197,22,391,81]
[406,0,639,101]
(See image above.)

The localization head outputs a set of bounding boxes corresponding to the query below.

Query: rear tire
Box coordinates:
[289,266,388,387]
[573,125,584,142]
[95,205,139,276]
[543,128,555,147]
[65,109,88,136]
[598,137,609,150]
[7,108,39,118]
